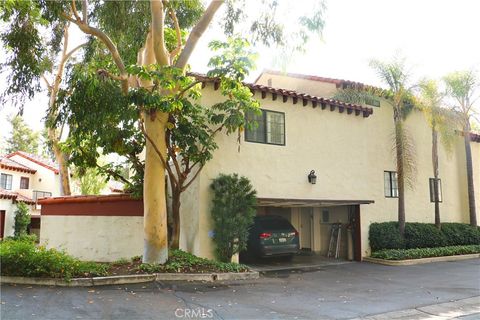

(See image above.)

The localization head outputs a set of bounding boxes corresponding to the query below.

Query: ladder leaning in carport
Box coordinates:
[327,223,342,259]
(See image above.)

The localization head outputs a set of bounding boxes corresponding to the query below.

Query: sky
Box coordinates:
[1,0,480,148]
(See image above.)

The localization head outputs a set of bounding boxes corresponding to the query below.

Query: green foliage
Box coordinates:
[73,166,108,195]
[210,174,257,262]
[404,223,445,248]
[13,202,31,238]
[441,223,480,246]
[369,222,405,251]
[0,0,68,106]
[370,222,480,251]
[138,249,249,273]
[371,245,480,260]
[0,238,108,280]
[4,115,40,154]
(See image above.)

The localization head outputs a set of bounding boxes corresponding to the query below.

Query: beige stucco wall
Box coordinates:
[40,215,143,262]
[180,82,480,259]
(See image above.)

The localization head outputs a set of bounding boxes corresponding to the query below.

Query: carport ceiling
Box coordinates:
[257,198,374,208]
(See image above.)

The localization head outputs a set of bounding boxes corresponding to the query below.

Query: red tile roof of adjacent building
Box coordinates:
[38,194,136,205]
[0,157,37,174]
[6,151,59,174]
[0,189,36,205]
[190,73,374,118]
[257,69,385,92]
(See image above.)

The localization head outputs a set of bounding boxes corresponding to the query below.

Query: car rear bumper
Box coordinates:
[260,244,299,257]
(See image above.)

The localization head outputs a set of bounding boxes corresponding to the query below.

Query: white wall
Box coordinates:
[41,216,143,262]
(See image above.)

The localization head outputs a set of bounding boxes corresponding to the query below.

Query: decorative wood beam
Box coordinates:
[261,91,267,99]
[272,93,277,101]
[213,81,220,90]
[330,104,336,111]
[312,100,318,108]
[292,96,298,104]
[302,98,308,106]
[321,102,327,109]
[283,95,288,103]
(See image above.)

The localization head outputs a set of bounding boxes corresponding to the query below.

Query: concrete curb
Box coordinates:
[356,296,480,319]
[364,253,480,266]
[0,271,259,287]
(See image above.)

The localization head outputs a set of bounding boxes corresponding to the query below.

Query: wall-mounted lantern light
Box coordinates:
[308,170,317,184]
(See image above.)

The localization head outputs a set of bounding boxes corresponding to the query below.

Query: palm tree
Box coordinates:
[370,57,417,237]
[335,56,416,237]
[444,70,479,227]
[417,79,455,229]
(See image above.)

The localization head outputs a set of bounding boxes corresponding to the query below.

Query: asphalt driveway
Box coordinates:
[1,258,479,320]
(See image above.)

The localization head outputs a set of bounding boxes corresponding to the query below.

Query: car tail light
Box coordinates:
[259,232,272,239]
[288,231,299,237]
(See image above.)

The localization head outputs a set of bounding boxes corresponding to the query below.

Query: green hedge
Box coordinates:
[370,245,480,260]
[0,238,108,280]
[369,222,480,251]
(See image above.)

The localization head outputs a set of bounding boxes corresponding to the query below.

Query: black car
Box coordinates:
[243,215,300,259]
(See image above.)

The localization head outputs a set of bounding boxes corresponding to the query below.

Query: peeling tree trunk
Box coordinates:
[463,125,477,227]
[49,128,71,195]
[143,112,169,264]
[432,127,440,229]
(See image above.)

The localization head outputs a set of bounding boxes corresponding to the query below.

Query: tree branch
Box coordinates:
[168,8,182,62]
[175,0,224,70]
[71,0,81,21]
[176,80,202,99]
[182,163,205,191]
[82,0,88,23]
[62,10,129,93]
[150,0,169,65]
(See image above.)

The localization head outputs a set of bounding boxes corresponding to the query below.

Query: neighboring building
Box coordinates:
[178,71,480,261]
[0,151,61,238]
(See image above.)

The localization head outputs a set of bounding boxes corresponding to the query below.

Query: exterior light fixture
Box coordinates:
[308,170,317,184]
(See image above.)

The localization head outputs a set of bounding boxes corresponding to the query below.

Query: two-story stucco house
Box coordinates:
[0,151,62,238]
[178,70,480,261]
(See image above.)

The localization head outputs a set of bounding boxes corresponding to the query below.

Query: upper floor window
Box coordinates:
[20,177,29,189]
[429,178,443,203]
[33,190,52,201]
[245,109,285,145]
[0,174,12,190]
[384,171,398,198]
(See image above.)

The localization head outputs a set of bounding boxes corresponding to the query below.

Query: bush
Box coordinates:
[0,238,108,280]
[210,174,257,262]
[441,223,480,246]
[369,222,480,251]
[371,245,480,260]
[404,223,445,248]
[138,249,249,273]
[369,222,405,251]
[13,202,30,238]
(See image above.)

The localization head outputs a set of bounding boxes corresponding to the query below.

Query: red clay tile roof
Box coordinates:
[0,157,37,174]
[190,73,374,118]
[6,151,59,174]
[38,194,136,205]
[257,69,385,92]
[0,189,36,205]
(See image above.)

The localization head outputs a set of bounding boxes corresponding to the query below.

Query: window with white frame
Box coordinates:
[0,174,13,190]
[384,171,398,198]
[245,109,285,145]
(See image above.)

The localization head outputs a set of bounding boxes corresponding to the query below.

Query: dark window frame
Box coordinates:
[0,173,13,190]
[245,109,286,146]
[384,171,399,198]
[20,177,29,189]
[429,178,443,203]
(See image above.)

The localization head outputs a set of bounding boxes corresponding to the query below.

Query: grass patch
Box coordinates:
[370,245,480,260]
[0,238,108,280]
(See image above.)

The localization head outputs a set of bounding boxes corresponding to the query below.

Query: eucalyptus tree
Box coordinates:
[444,70,479,227]
[4,115,40,154]
[417,79,455,229]
[6,0,325,263]
[0,2,86,195]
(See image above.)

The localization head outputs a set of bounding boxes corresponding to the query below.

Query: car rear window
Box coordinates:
[258,218,292,230]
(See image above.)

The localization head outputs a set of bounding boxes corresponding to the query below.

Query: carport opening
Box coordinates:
[243,198,372,263]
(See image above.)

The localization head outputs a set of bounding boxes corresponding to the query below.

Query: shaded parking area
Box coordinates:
[247,253,351,272]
